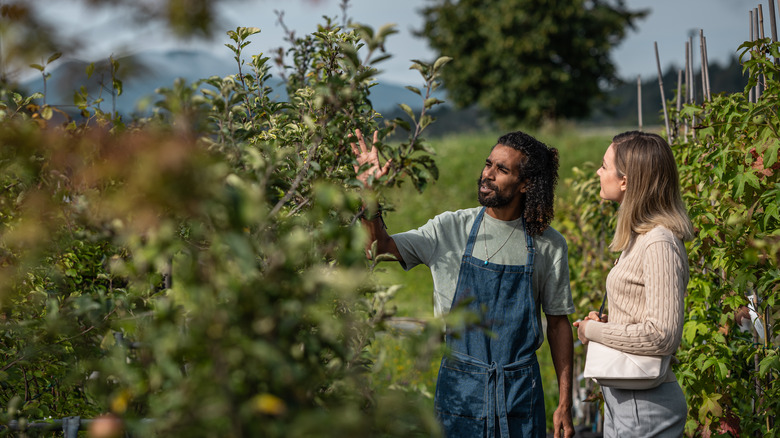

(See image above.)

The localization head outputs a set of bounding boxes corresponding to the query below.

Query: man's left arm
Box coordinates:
[547,314,574,438]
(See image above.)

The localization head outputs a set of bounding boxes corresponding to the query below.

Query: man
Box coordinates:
[351,130,574,438]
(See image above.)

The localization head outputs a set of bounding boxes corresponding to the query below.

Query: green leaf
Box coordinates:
[758,351,779,377]
[746,172,761,189]
[41,106,53,120]
[683,320,704,345]
[47,52,62,64]
[100,331,116,350]
[405,86,422,97]
[733,172,747,198]
[433,56,452,72]
[702,356,718,372]
[764,139,778,168]
[372,54,392,64]
[423,98,444,109]
[240,27,261,39]
[399,103,415,121]
[698,393,723,418]
[376,23,398,40]
[113,78,123,96]
[764,203,779,229]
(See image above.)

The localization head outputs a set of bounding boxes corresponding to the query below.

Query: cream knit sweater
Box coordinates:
[584,226,689,360]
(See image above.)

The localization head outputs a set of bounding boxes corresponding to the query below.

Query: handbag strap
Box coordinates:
[598,257,619,320]
[597,291,607,320]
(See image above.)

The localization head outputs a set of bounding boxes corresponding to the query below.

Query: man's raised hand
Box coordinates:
[350,129,392,187]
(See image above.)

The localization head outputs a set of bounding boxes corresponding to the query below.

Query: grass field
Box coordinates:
[367,124,645,430]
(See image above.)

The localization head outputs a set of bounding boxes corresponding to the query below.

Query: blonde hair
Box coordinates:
[610,131,693,251]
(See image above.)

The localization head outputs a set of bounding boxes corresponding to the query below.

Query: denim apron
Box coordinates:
[434,207,545,438]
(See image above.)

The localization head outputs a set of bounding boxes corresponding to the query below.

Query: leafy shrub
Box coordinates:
[0,17,450,437]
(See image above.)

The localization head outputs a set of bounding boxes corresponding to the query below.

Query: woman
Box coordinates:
[574,131,693,437]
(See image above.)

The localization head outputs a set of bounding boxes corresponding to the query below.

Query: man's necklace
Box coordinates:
[481,217,519,265]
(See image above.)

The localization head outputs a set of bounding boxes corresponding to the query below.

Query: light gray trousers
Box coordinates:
[602,381,686,438]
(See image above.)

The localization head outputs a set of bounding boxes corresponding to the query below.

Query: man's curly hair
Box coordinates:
[496,131,559,236]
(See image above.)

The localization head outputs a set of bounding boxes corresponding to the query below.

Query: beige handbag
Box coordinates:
[582,291,671,390]
[583,341,671,390]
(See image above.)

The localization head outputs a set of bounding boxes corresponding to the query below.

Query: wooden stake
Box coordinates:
[688,36,696,104]
[637,75,643,131]
[699,30,709,102]
[688,36,696,139]
[703,36,711,101]
[769,0,779,64]
[755,8,763,100]
[751,9,756,41]
[773,0,780,41]
[676,69,683,114]
[654,42,671,141]
[750,10,755,103]
[760,5,769,93]
[684,41,690,102]
[760,5,767,39]
[676,69,683,138]
[684,42,690,138]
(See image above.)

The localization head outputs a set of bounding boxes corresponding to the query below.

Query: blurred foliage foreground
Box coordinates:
[0,21,451,437]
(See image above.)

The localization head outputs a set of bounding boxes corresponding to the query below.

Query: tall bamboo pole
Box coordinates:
[688,36,696,139]
[654,42,671,141]
[688,37,694,104]
[637,75,643,131]
[684,42,690,138]
[760,5,769,94]
[703,36,711,101]
[755,8,763,100]
[750,10,755,103]
[676,70,683,111]
[699,30,709,102]
[770,0,779,64]
[676,70,682,138]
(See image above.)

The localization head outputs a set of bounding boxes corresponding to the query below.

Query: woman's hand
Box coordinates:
[587,310,607,323]
[573,311,607,345]
[350,129,392,187]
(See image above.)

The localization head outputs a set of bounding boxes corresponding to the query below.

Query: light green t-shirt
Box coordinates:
[392,207,574,342]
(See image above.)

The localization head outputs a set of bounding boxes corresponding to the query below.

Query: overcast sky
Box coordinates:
[32,0,757,86]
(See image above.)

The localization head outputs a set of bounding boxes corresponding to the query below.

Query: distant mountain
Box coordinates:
[20,49,444,118]
[25,48,743,134]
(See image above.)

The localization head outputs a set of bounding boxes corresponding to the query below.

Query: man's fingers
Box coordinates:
[349,140,361,157]
[350,129,364,156]
[355,129,368,154]
[380,159,393,176]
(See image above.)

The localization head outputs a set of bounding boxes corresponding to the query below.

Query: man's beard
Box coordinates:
[477,177,515,208]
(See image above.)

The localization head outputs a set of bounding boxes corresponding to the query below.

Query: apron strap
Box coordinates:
[523,218,535,273]
[464,207,487,258]
[487,362,511,438]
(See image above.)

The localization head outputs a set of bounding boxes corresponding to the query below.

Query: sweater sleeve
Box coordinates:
[585,238,687,356]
